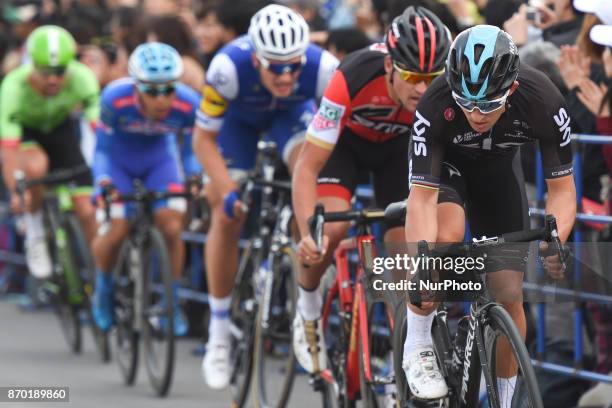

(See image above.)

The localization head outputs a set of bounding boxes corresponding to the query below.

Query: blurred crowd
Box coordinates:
[1,0,611,405]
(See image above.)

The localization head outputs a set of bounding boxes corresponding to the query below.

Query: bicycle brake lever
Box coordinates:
[544,214,568,272]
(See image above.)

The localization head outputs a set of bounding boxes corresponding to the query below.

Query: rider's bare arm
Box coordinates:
[292,140,334,238]
[544,174,576,243]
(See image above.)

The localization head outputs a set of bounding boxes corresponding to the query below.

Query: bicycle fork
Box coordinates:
[458,303,482,408]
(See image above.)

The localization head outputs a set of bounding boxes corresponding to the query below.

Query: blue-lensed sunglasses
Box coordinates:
[136,82,176,96]
[451,90,510,114]
[257,55,306,75]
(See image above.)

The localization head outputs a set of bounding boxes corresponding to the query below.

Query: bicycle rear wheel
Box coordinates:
[114,242,139,386]
[66,216,110,362]
[253,247,297,408]
[142,228,175,397]
[229,240,258,407]
[482,305,543,408]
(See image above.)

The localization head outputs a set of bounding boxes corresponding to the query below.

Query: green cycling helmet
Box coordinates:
[27,25,77,68]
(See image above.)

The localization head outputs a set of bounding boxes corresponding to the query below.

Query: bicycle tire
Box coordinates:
[320,269,355,408]
[482,305,543,408]
[392,302,409,407]
[46,214,82,354]
[65,215,111,362]
[359,297,395,407]
[229,240,258,407]
[253,247,298,408]
[114,241,139,386]
[142,228,175,397]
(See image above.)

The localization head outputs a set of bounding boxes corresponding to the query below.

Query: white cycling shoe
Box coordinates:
[202,339,231,390]
[292,313,327,373]
[25,237,52,279]
[403,346,448,400]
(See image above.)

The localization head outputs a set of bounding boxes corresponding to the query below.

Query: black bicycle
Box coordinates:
[14,166,109,361]
[100,180,194,397]
[385,201,562,408]
[227,141,298,408]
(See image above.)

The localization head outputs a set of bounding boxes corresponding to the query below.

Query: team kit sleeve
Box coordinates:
[92,90,116,185]
[537,91,574,179]
[180,88,203,177]
[0,72,23,146]
[75,62,101,124]
[408,95,446,190]
[195,53,238,133]
[305,69,351,150]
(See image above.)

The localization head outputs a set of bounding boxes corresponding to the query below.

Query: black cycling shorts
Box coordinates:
[317,131,409,229]
[438,148,530,272]
[22,118,93,189]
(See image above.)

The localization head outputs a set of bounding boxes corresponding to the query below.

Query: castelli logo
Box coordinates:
[444,108,455,121]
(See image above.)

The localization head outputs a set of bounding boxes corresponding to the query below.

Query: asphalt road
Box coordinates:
[0,299,321,408]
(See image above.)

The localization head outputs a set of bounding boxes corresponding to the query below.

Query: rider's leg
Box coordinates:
[487,269,525,407]
[155,207,189,336]
[72,193,97,243]
[403,201,464,400]
[91,217,130,331]
[19,145,51,278]
[295,195,351,317]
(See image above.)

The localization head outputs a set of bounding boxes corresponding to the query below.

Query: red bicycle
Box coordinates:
[309,204,399,407]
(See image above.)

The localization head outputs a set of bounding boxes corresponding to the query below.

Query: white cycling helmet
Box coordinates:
[248,4,310,61]
[128,42,184,83]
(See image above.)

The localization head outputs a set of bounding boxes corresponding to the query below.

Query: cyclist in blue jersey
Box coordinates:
[91,42,202,337]
[192,4,339,389]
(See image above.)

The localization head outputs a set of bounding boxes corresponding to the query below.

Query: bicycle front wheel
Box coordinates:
[114,242,139,386]
[229,240,258,407]
[66,215,110,362]
[482,305,543,408]
[142,228,175,397]
[253,247,297,408]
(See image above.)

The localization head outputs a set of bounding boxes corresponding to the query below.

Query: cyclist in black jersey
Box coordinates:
[402,25,576,404]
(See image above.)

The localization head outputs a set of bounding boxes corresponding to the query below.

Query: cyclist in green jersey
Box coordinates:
[0,25,100,279]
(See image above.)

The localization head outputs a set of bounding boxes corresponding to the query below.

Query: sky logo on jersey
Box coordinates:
[412,110,430,157]
[313,98,344,131]
[553,107,571,147]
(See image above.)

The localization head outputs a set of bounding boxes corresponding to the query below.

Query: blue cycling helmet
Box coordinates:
[128,42,184,83]
[446,25,519,100]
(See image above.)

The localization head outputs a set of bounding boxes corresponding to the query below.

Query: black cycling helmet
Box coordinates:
[446,25,520,100]
[385,6,451,73]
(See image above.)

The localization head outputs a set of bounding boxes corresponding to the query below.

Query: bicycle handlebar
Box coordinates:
[14,165,91,194]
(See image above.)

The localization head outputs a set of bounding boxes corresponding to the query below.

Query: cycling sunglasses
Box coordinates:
[451,90,510,114]
[393,63,444,85]
[137,82,176,97]
[36,66,67,77]
[257,55,306,75]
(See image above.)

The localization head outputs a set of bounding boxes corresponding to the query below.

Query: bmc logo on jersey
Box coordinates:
[412,110,431,156]
[313,98,345,131]
[553,107,571,147]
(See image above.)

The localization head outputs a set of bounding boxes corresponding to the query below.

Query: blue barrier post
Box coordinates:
[535,149,546,359]
[572,142,584,368]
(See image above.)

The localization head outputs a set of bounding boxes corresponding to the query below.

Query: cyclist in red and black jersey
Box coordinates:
[290,6,452,378]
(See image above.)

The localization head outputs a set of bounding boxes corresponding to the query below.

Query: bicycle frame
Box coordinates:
[43,185,83,304]
[320,232,379,401]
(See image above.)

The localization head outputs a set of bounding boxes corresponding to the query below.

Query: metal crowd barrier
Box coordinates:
[531,133,612,384]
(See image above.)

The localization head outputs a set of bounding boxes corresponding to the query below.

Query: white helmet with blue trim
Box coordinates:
[248,4,310,61]
[128,42,184,83]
